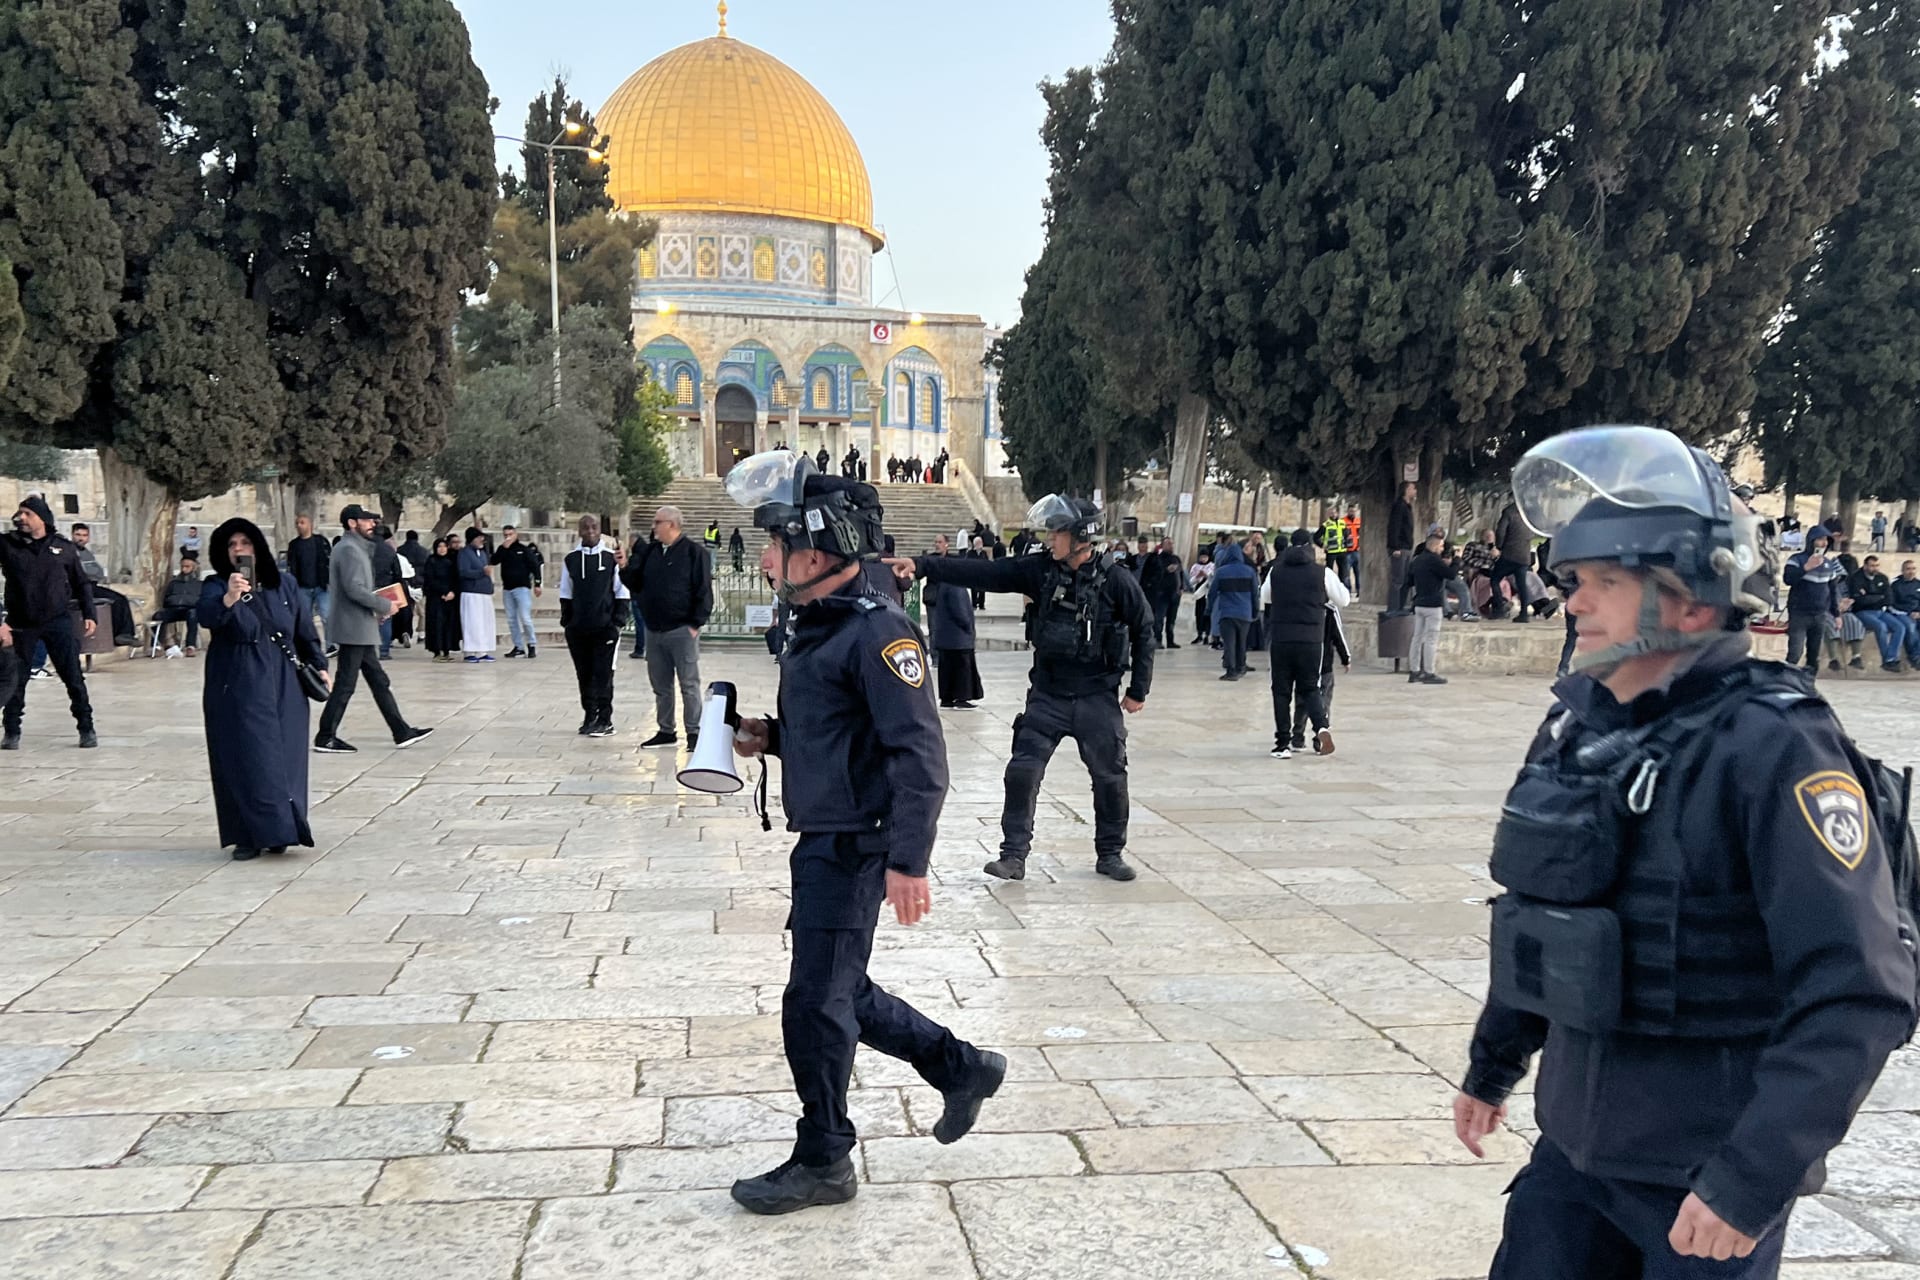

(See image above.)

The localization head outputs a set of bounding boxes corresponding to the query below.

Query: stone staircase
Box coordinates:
[629,476,984,558]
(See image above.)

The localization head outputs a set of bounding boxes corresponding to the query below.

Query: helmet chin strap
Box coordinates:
[1568,576,1722,676]
[775,544,852,603]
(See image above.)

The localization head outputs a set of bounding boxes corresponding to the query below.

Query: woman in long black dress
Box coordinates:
[926,554,983,709]
[422,537,461,661]
[197,517,328,861]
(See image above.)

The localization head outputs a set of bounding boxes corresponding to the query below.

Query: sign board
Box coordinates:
[869,321,893,346]
[1402,462,1419,483]
[745,604,775,629]
[1177,492,1195,514]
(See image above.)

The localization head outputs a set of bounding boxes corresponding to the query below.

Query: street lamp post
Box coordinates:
[495,123,603,405]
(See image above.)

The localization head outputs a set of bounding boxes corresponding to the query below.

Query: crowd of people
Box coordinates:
[885,449,949,484]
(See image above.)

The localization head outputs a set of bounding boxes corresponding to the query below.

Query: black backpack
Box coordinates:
[1839,743,1920,1038]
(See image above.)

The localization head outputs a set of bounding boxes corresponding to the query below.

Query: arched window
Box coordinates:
[811,369,833,411]
[920,378,940,429]
[894,372,912,425]
[674,369,695,406]
[771,374,790,408]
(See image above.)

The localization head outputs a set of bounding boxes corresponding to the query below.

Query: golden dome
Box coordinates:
[597,20,882,248]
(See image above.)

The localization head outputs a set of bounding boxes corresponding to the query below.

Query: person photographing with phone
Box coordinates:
[196,518,332,861]
[0,495,97,750]
[722,449,1005,1216]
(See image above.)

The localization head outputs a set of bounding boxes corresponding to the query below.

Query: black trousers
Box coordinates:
[565,625,618,724]
[3,619,91,734]
[1218,616,1250,673]
[1270,642,1327,742]
[150,607,199,649]
[1150,594,1178,646]
[1784,612,1827,669]
[1490,1139,1786,1280]
[785,833,973,1165]
[1490,558,1534,616]
[315,644,409,742]
[95,586,135,640]
[1001,687,1128,860]
[1388,548,1412,610]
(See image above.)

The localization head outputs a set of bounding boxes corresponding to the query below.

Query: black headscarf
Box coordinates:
[207,517,282,590]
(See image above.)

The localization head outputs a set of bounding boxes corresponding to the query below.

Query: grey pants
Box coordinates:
[1412,606,1443,675]
[646,624,703,734]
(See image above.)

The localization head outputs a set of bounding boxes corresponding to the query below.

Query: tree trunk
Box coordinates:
[1421,444,1446,536]
[98,447,178,609]
[1297,497,1309,530]
[1821,482,1841,524]
[379,492,404,530]
[1838,490,1862,548]
[1780,468,1797,528]
[1251,479,1271,529]
[1162,392,1210,566]
[432,498,485,540]
[258,477,297,549]
[1903,497,1918,532]
[1358,456,1402,610]
[1231,487,1243,524]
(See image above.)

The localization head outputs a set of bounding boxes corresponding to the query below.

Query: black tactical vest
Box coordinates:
[1488,670,1798,1039]
[1027,559,1126,671]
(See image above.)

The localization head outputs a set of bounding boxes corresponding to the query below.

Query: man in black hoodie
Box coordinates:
[0,495,97,749]
[1263,529,1335,759]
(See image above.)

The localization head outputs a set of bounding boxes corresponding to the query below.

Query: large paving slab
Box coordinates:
[2,641,1917,1274]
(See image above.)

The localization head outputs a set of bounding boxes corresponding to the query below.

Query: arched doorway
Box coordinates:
[714,384,759,471]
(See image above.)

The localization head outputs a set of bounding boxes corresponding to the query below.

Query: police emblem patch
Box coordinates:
[881,638,925,688]
[1794,770,1872,870]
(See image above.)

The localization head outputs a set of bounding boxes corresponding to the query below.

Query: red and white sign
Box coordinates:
[869,321,893,346]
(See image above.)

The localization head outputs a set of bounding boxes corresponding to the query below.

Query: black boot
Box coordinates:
[1096,853,1137,881]
[527,643,536,659]
[934,1050,1007,1144]
[982,856,1026,880]
[730,1155,857,1215]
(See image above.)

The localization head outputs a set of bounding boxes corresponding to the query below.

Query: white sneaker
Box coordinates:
[164,645,183,659]
[1269,746,1292,760]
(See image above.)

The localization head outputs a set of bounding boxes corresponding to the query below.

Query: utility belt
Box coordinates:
[1487,700,1780,1039]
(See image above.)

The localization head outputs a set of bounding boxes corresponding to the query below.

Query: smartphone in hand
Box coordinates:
[235,554,255,579]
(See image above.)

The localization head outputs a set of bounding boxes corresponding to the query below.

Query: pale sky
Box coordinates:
[451,0,1118,328]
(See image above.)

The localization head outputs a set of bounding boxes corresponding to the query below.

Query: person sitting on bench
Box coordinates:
[150,553,205,655]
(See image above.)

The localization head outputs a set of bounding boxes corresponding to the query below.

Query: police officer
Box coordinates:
[725,450,1006,1215]
[887,494,1153,882]
[1454,425,1917,1277]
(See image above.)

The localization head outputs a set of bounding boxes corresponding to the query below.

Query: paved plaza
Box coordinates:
[1,637,1918,1279]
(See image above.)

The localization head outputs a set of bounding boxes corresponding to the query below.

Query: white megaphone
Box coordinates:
[677,681,745,794]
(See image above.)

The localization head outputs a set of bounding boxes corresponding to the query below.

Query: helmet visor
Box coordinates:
[1512,425,1722,537]
[1025,494,1081,531]
[726,451,809,510]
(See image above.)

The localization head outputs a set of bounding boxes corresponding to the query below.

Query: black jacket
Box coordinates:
[161,573,203,611]
[399,538,429,573]
[0,526,95,629]
[491,540,544,591]
[1388,499,1416,553]
[1465,655,1914,1237]
[621,535,713,631]
[1849,568,1891,612]
[763,580,947,877]
[559,541,627,633]
[284,534,331,590]
[916,551,1154,701]
[1262,549,1328,647]
[1408,548,1459,607]
[371,540,403,590]
[1890,575,1920,614]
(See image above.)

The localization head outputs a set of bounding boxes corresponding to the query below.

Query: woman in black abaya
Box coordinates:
[197,518,328,861]
[422,536,462,661]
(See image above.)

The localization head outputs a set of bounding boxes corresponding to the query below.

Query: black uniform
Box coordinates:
[558,541,629,730]
[915,551,1153,862]
[1,500,97,739]
[1468,646,1915,1277]
[761,578,983,1166]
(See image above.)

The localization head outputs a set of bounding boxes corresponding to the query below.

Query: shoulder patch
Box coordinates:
[1794,770,1873,870]
[880,636,925,688]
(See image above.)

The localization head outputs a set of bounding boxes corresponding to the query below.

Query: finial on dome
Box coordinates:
[717,2,729,37]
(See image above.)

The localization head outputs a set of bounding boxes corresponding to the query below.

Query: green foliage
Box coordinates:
[1753,73,1920,503]
[506,76,615,225]
[0,433,65,482]
[0,255,20,390]
[429,363,624,535]
[618,375,675,500]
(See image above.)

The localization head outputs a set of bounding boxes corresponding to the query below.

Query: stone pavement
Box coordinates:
[1,640,1917,1279]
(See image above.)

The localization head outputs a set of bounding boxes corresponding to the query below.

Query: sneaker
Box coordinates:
[183,646,197,657]
[479,654,495,663]
[730,1155,857,1216]
[588,721,616,739]
[1095,854,1137,882]
[164,644,183,659]
[1829,659,1842,672]
[1408,672,1422,683]
[982,856,1026,881]
[325,645,339,658]
[1421,673,1450,685]
[77,729,98,749]
[1849,657,1865,670]
[0,732,16,750]
[1166,641,1181,649]
[526,644,536,659]
[1290,736,1306,750]
[313,736,357,754]
[231,847,260,862]
[504,647,525,658]
[1885,662,1905,675]
[393,727,434,749]
[27,666,49,680]
[1315,728,1336,755]
[934,1050,1007,1144]
[640,730,679,749]
[952,701,977,710]
[578,718,594,736]
[463,655,481,663]
[1269,746,1292,760]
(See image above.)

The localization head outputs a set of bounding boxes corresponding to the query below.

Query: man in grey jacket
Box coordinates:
[314,505,431,753]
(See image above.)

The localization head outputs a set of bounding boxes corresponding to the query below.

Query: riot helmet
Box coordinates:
[725,449,885,600]
[1025,494,1102,546]
[1512,425,1774,672]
